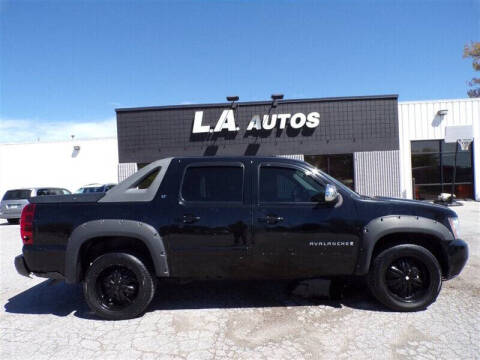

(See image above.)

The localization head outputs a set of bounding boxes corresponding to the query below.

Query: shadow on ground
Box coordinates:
[4,280,87,317]
[4,278,388,320]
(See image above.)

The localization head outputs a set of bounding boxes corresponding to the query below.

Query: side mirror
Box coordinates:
[324,184,339,203]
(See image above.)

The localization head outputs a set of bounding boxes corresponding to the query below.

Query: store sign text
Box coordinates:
[192,110,320,134]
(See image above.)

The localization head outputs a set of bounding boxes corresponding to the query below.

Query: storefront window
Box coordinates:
[304,154,354,190]
[411,140,474,200]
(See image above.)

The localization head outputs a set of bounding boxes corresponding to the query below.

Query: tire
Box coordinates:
[83,252,156,320]
[7,219,19,224]
[367,244,442,311]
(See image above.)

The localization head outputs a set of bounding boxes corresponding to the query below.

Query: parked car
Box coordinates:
[1,188,71,224]
[14,157,468,320]
[75,183,116,194]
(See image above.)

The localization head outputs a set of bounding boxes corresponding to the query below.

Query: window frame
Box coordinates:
[257,162,327,206]
[179,162,245,205]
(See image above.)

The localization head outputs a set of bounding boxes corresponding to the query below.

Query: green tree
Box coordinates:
[463,42,480,97]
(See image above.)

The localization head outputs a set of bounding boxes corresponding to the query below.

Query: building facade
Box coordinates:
[116,95,402,198]
[398,98,479,201]
[0,97,477,201]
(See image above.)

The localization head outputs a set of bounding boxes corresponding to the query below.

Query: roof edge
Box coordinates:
[399,97,479,105]
[115,94,399,113]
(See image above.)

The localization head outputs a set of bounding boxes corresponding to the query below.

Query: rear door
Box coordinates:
[168,160,253,279]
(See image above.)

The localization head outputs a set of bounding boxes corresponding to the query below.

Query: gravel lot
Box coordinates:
[1,202,479,360]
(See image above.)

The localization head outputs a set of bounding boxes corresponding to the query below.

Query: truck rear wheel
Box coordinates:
[83,252,156,320]
[368,244,442,311]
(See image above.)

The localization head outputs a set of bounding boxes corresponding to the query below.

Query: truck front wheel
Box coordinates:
[83,252,156,320]
[368,244,442,311]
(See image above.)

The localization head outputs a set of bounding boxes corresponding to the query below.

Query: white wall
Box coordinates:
[398,98,480,201]
[0,138,119,198]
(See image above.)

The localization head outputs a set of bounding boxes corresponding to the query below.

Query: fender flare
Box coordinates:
[65,219,169,283]
[354,215,453,275]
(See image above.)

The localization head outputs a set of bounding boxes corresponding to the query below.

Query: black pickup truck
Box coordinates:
[15,156,468,319]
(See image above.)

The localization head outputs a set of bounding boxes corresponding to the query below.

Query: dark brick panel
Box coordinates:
[117,97,399,163]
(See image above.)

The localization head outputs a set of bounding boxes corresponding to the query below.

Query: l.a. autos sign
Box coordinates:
[192,110,320,134]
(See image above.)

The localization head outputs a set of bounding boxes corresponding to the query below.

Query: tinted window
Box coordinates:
[181,166,243,202]
[442,152,473,183]
[37,188,66,196]
[411,154,441,184]
[411,140,474,199]
[2,190,32,200]
[76,187,101,194]
[81,187,104,193]
[411,140,440,154]
[132,168,160,190]
[304,153,354,190]
[260,166,325,203]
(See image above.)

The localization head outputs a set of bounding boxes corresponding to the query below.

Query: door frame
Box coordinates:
[168,159,254,278]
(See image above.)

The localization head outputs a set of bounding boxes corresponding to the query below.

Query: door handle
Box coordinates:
[258,215,284,224]
[182,214,200,224]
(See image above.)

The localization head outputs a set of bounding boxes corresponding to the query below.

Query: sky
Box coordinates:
[0,0,478,143]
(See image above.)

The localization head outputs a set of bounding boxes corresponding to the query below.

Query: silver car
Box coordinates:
[0,188,71,224]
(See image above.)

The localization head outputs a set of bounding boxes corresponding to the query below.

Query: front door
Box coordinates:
[252,162,360,278]
[169,161,252,279]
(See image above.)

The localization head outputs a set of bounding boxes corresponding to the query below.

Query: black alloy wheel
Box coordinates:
[385,257,429,301]
[96,266,139,311]
[368,244,442,311]
[84,252,156,320]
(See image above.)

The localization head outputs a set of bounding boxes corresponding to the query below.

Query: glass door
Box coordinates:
[411,140,474,200]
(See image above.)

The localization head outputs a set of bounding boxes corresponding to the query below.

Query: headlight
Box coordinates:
[448,217,460,239]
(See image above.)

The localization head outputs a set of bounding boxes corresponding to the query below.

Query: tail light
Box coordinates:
[20,204,36,245]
